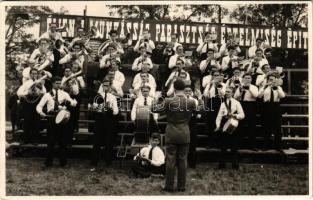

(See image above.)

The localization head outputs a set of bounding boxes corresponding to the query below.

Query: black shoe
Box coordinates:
[177,188,186,192]
[217,162,226,169]
[232,163,239,170]
[162,187,175,192]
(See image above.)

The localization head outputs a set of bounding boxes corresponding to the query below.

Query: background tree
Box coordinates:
[230,4,308,28]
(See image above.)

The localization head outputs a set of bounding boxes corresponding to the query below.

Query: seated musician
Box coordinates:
[201,65,219,90]
[165,59,191,87]
[131,72,156,98]
[169,33,182,54]
[225,67,242,88]
[110,59,125,87]
[36,76,77,168]
[131,85,159,133]
[221,45,240,77]
[132,63,157,91]
[255,64,271,87]
[215,86,245,170]
[248,48,269,75]
[17,68,47,144]
[196,32,218,60]
[132,46,154,71]
[131,132,165,178]
[168,45,192,70]
[98,29,124,56]
[203,71,226,99]
[248,37,266,59]
[99,44,122,69]
[26,38,54,81]
[233,73,259,150]
[134,29,155,55]
[166,71,189,97]
[89,79,119,171]
[38,22,64,44]
[199,48,221,75]
[219,33,241,58]
[61,64,85,133]
[258,73,286,149]
[98,70,124,98]
[59,42,85,70]
[69,27,93,54]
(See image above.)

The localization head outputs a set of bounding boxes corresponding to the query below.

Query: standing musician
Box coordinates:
[166,71,189,97]
[255,64,271,87]
[109,59,125,87]
[248,37,266,59]
[199,48,221,75]
[27,38,54,80]
[131,72,156,98]
[98,70,124,98]
[202,65,219,91]
[36,76,77,168]
[168,45,192,70]
[258,73,286,149]
[215,86,245,169]
[98,29,124,56]
[233,73,259,150]
[61,64,85,133]
[225,67,242,88]
[89,79,119,171]
[99,44,122,70]
[221,46,240,77]
[131,85,159,138]
[134,29,155,55]
[196,32,218,60]
[17,68,47,144]
[248,48,269,75]
[132,63,157,91]
[219,33,241,58]
[132,46,154,71]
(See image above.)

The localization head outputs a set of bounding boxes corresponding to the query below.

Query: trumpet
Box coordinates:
[61,70,83,88]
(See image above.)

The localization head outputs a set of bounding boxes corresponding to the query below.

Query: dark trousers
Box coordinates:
[91,112,117,166]
[205,97,223,146]
[165,143,189,190]
[218,131,240,166]
[22,100,40,143]
[69,94,81,132]
[131,161,165,178]
[239,101,257,148]
[45,114,71,166]
[188,116,197,168]
[261,102,282,148]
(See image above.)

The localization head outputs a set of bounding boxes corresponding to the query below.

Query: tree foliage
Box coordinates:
[230,4,308,28]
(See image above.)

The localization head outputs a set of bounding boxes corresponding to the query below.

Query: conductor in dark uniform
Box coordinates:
[153,80,197,192]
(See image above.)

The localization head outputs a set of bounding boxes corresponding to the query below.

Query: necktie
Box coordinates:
[144,97,147,106]
[104,91,107,108]
[241,89,246,101]
[148,146,155,160]
[214,85,218,97]
[270,88,274,102]
[205,42,209,53]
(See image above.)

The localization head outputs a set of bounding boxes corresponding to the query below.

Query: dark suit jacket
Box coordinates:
[154,94,196,144]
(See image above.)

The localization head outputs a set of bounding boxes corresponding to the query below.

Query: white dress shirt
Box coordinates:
[96,91,119,115]
[248,44,265,58]
[221,55,239,71]
[99,54,122,69]
[233,84,259,101]
[36,89,77,115]
[258,86,286,102]
[196,41,218,53]
[255,74,267,87]
[132,73,156,89]
[59,53,85,69]
[99,40,124,54]
[219,43,241,57]
[134,144,165,167]
[38,31,64,43]
[199,59,221,73]
[202,75,212,88]
[203,82,226,98]
[134,40,155,54]
[216,98,245,128]
[98,82,124,98]
[168,54,192,69]
[225,76,243,88]
[133,81,156,98]
[132,56,154,71]
[165,70,191,88]
[113,70,125,87]
[28,49,54,71]
[17,79,46,97]
[131,96,158,121]
[61,76,85,96]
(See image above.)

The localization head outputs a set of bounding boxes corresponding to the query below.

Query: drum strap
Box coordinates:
[148,146,155,160]
[54,89,59,111]
[225,99,232,115]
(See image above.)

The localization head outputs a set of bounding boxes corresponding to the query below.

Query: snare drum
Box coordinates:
[222,117,239,134]
[55,109,71,124]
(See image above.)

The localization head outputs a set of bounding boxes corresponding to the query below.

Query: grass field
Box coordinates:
[5,157,309,196]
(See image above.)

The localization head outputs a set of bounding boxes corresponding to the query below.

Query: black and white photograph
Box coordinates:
[1,1,312,197]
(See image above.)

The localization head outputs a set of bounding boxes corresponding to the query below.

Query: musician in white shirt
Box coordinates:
[99,44,122,69]
[132,63,156,90]
[233,73,259,150]
[196,32,218,60]
[69,27,93,54]
[132,72,156,98]
[36,76,77,168]
[90,79,119,171]
[199,48,221,74]
[98,70,124,98]
[132,133,165,177]
[225,68,242,88]
[17,68,47,144]
[132,46,154,71]
[169,33,182,53]
[248,48,269,75]
[134,29,155,54]
[28,38,54,76]
[248,37,266,58]
[168,45,192,70]
[215,86,245,169]
[202,65,219,89]
[219,33,241,57]
[165,59,191,90]
[203,71,226,99]
[98,29,124,55]
[59,42,85,70]
[38,23,64,44]
[255,64,271,87]
[166,71,189,97]
[221,46,239,77]
[258,74,285,149]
